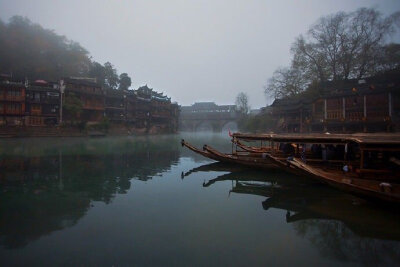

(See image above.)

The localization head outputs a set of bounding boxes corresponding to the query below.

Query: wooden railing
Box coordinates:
[30,110,42,116]
[4,109,24,115]
[4,96,25,102]
[327,110,342,121]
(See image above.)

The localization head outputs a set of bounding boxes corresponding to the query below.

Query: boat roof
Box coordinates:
[232,132,400,146]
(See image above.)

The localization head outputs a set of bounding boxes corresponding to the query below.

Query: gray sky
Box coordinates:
[1,0,399,108]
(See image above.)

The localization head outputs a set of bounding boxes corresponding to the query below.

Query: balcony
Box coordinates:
[5,110,24,115]
[4,96,25,102]
[30,110,42,116]
[326,110,342,121]
[83,102,105,111]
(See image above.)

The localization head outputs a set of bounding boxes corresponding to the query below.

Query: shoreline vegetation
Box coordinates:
[0,16,131,89]
[0,17,179,136]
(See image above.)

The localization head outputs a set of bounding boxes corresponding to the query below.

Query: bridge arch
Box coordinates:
[195,121,214,132]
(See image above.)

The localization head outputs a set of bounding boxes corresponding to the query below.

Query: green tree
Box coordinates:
[0,16,91,80]
[119,73,132,90]
[89,62,106,86]
[104,62,119,89]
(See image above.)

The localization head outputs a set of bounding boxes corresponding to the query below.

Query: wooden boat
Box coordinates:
[287,158,400,203]
[232,132,400,203]
[181,139,221,161]
[181,139,278,169]
[202,144,278,169]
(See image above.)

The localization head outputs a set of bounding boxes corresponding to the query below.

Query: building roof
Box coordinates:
[232,132,400,146]
[105,88,125,98]
[0,81,26,88]
[270,68,400,109]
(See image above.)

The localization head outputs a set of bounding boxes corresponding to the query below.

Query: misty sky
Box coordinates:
[1,0,399,108]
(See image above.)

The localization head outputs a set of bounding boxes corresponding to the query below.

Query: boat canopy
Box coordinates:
[232,133,400,148]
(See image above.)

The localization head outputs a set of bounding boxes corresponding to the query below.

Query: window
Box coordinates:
[31,104,41,111]
[7,103,21,112]
[7,90,21,97]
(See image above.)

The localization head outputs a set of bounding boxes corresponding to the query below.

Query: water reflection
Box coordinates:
[1,134,399,266]
[195,162,400,266]
[0,136,180,249]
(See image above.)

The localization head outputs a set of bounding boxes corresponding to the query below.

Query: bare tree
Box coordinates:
[235,92,250,115]
[266,7,400,102]
[291,36,327,82]
[376,43,400,72]
[291,8,399,83]
[265,67,307,99]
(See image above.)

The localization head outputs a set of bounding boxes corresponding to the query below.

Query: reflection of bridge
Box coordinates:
[179,102,238,132]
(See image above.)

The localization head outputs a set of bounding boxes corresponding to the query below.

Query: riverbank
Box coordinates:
[0,125,176,138]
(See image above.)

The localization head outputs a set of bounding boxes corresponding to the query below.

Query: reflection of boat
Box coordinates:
[236,181,400,240]
[181,139,278,169]
[181,162,246,179]
[200,168,400,241]
[202,168,312,188]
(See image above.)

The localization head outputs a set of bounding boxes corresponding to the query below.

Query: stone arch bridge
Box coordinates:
[179,102,239,132]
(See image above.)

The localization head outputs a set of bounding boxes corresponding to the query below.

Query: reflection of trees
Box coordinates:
[0,185,90,249]
[0,137,180,249]
[294,220,400,266]
[200,166,400,266]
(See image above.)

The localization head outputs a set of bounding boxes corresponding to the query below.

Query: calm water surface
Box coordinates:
[0,133,399,266]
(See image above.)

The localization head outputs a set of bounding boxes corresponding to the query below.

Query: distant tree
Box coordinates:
[0,16,91,80]
[104,62,119,89]
[118,73,132,90]
[240,112,277,133]
[235,92,250,115]
[89,62,106,86]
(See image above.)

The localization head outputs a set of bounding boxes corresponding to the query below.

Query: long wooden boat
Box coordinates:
[202,144,279,169]
[181,139,278,169]
[287,158,400,203]
[232,132,400,203]
[181,139,221,161]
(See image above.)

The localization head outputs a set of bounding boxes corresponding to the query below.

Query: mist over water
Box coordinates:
[0,134,399,266]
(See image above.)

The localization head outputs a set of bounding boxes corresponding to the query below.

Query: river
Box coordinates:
[0,133,399,266]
